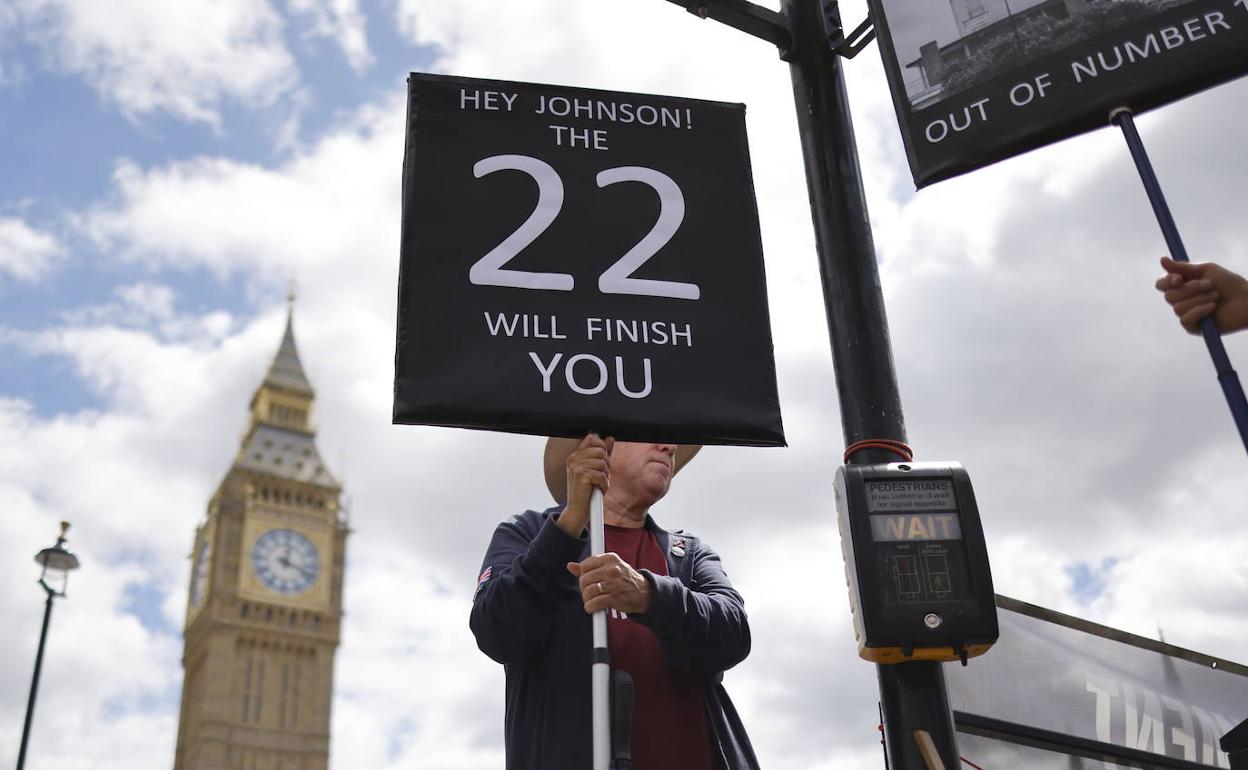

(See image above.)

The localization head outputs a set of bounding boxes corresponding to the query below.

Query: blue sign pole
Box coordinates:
[1110,108,1248,456]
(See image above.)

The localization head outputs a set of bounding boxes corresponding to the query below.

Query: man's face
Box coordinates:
[610,441,678,505]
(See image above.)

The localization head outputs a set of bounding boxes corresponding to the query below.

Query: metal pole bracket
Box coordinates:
[828,14,875,58]
[666,0,793,53]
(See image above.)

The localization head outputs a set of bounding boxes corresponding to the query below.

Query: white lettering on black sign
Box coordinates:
[394,74,784,445]
[469,158,699,301]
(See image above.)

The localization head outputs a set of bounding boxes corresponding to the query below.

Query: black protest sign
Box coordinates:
[867,0,1248,186]
[393,73,785,447]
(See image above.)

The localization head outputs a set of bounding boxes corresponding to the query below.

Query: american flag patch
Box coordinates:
[474,565,492,599]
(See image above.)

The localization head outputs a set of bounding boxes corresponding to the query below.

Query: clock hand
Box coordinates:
[277,553,314,579]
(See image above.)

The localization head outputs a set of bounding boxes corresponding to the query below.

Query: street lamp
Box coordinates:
[16,521,81,770]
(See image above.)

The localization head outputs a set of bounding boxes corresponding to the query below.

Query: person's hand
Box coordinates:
[555,433,614,538]
[1156,256,1248,335]
[567,553,652,615]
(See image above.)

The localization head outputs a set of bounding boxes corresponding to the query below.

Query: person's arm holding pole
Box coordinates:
[1156,256,1248,336]
[1111,109,1248,455]
[631,540,750,679]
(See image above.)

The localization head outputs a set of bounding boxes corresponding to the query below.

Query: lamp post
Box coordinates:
[16,521,81,770]
[1002,0,1024,49]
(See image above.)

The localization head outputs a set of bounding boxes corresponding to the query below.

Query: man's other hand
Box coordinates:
[567,553,652,615]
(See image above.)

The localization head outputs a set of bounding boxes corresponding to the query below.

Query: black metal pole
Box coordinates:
[781,0,906,448]
[17,588,55,770]
[781,0,959,767]
[1111,109,1248,457]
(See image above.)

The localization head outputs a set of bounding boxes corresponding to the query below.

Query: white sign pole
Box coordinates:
[590,485,610,770]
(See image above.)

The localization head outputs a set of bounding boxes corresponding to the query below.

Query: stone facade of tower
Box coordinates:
[174,312,347,770]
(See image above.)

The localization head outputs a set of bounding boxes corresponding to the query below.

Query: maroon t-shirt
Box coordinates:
[605,524,715,770]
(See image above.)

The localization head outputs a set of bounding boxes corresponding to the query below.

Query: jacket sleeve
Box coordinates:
[469,511,586,664]
[634,540,751,679]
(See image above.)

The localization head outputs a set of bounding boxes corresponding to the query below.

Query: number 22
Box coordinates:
[469,154,700,301]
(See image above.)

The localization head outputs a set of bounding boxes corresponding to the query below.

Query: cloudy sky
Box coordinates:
[1,1,1246,768]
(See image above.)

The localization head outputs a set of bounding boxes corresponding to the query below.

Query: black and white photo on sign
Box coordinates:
[882,0,1198,108]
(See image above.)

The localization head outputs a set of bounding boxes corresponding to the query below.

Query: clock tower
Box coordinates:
[175,308,348,770]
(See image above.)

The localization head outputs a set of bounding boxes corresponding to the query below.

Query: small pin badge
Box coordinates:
[671,538,687,558]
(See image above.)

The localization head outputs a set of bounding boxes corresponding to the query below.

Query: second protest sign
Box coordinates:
[868,0,1248,186]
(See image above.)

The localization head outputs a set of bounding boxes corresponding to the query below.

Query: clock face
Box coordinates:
[190,540,211,607]
[251,528,321,595]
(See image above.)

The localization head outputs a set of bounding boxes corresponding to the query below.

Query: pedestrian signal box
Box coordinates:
[835,462,997,665]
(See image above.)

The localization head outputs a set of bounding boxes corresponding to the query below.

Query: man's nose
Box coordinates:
[656,444,677,456]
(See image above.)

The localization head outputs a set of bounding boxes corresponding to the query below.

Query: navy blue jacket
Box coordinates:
[469,507,760,770]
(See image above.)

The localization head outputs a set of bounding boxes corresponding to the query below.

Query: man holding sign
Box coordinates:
[469,434,759,770]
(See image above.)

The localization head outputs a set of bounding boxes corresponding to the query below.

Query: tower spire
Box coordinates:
[263,308,314,398]
[247,303,316,435]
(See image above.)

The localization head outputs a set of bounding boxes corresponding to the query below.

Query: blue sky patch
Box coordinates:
[1065,557,1119,605]
[119,579,178,638]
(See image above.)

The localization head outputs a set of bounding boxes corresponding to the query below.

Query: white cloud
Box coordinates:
[57,282,176,326]
[113,282,176,322]
[286,0,373,73]
[0,217,62,282]
[12,0,298,126]
[85,97,401,293]
[0,1,14,43]
[0,313,260,769]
